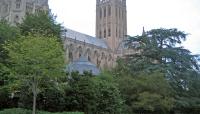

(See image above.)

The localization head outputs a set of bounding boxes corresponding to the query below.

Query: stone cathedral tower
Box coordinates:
[0,0,49,25]
[96,0,127,51]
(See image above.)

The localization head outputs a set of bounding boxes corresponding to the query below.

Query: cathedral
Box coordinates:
[0,0,132,69]
[63,0,131,69]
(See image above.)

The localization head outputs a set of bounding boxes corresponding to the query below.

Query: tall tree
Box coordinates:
[4,35,65,114]
[18,12,62,39]
[0,21,20,109]
[125,28,199,84]
[122,28,200,112]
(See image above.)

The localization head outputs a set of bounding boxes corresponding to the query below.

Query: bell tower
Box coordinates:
[96,0,127,51]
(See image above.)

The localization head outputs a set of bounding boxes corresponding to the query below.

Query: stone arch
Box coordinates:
[104,6,106,17]
[98,52,106,68]
[93,50,99,58]
[68,44,74,61]
[69,44,74,51]
[93,50,101,68]
[108,54,112,61]
[101,52,105,59]
[77,46,83,57]
[100,7,102,19]
[85,48,92,61]
[93,50,99,64]
[108,5,111,16]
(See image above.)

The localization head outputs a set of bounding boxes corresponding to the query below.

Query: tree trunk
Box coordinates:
[32,77,37,114]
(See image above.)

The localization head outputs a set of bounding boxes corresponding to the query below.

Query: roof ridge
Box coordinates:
[64,28,110,49]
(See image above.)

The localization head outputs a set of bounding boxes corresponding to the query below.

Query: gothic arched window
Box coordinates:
[101,52,105,59]
[100,8,102,19]
[108,54,112,61]
[104,7,106,17]
[119,8,121,19]
[116,27,118,37]
[108,5,111,16]
[99,30,102,38]
[122,10,124,19]
[14,15,19,24]
[115,7,118,17]
[4,4,8,13]
[104,29,106,38]
[88,56,91,62]
[69,52,73,62]
[108,27,111,37]
[77,46,82,57]
[16,0,21,9]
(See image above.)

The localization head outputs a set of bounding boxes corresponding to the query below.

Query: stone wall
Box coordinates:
[63,37,115,69]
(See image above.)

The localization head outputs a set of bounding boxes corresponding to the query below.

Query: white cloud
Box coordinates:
[49,0,200,54]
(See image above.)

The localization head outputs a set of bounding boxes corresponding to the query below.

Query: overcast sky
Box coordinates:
[49,0,200,54]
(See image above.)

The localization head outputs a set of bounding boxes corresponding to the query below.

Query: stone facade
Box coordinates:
[63,29,115,69]
[96,0,127,51]
[63,0,128,69]
[0,0,48,25]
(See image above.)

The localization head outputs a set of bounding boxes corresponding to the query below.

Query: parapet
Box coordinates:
[96,0,126,6]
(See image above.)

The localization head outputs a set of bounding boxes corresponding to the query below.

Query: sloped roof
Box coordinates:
[64,28,109,49]
[67,56,100,75]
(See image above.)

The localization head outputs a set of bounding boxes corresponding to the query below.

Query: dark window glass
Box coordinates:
[100,8,102,19]
[99,30,102,38]
[104,7,106,17]
[108,28,111,37]
[108,5,111,16]
[104,29,106,38]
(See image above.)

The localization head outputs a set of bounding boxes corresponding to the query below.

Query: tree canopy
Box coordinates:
[4,35,65,114]
[0,21,20,64]
[115,28,200,113]
[18,12,62,39]
[65,72,123,114]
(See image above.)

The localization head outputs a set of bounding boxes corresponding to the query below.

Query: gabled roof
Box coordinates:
[64,28,109,49]
[67,56,100,75]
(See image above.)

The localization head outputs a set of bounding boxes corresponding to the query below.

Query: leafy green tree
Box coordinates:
[0,21,19,109]
[125,28,199,81]
[120,28,200,113]
[18,82,66,112]
[18,12,62,39]
[116,71,174,114]
[65,72,123,114]
[4,35,65,114]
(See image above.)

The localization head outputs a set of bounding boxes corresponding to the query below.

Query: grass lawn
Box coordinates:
[0,108,83,114]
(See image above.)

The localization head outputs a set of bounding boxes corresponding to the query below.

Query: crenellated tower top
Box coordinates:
[96,0,126,6]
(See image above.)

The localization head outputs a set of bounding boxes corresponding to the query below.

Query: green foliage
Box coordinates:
[0,21,19,109]
[0,21,19,64]
[116,71,174,113]
[126,28,199,79]
[0,108,83,114]
[4,35,65,114]
[18,83,66,112]
[18,12,62,39]
[65,72,123,114]
[174,72,200,109]
[0,87,10,109]
[117,28,200,113]
[4,35,64,84]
